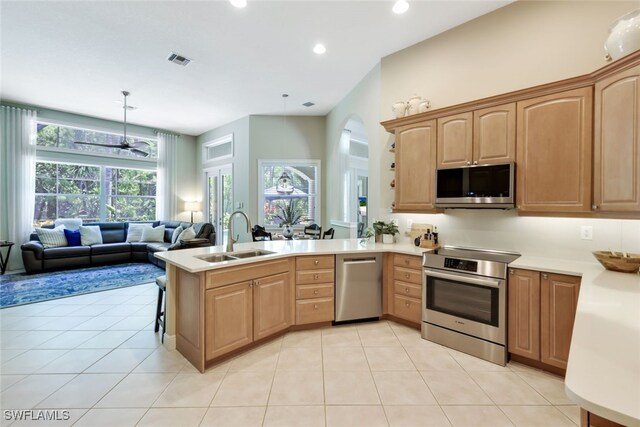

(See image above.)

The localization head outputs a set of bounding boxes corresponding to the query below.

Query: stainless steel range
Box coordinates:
[422,246,520,366]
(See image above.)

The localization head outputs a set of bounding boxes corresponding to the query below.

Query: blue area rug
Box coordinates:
[0,263,165,308]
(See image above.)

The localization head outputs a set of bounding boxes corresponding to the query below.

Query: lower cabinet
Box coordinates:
[205,271,291,361]
[386,254,423,325]
[295,255,335,324]
[508,268,580,370]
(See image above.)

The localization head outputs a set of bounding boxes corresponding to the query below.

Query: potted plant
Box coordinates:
[275,199,303,238]
[382,221,399,244]
[372,220,386,243]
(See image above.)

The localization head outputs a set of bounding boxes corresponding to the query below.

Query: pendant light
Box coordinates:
[276,94,295,195]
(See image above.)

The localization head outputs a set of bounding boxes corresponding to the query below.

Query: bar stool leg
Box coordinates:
[154,286,163,333]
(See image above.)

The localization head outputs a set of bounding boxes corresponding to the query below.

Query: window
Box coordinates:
[258,160,320,229]
[203,134,233,164]
[37,122,158,159]
[34,162,156,226]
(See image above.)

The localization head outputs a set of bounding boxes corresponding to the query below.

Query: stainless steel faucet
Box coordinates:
[226,210,252,252]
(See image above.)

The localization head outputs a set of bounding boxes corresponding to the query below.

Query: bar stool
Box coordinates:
[155,275,166,343]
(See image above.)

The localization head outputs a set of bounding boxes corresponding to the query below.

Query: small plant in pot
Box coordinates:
[372,220,386,243]
[275,200,303,239]
[382,222,399,244]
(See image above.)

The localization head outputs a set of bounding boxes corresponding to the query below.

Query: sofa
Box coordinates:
[21,220,216,274]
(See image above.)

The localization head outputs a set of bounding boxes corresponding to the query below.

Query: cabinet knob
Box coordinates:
[509,269,514,275]
[473,161,478,165]
[314,304,318,310]
[314,274,319,280]
[405,302,410,308]
[314,289,319,295]
[249,283,253,288]
[404,259,409,265]
[466,161,471,166]
[314,260,319,265]
[592,204,599,210]
[405,287,410,293]
[405,273,410,279]
[542,273,548,279]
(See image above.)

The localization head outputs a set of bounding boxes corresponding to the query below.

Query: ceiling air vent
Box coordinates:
[302,102,315,107]
[167,52,192,66]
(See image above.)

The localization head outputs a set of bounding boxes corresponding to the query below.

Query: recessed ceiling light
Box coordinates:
[229,0,247,8]
[313,43,327,55]
[302,102,315,107]
[392,0,409,14]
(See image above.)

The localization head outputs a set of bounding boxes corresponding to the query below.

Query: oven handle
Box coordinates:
[424,269,502,288]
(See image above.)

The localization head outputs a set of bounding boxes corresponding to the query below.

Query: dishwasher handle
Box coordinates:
[342,257,378,264]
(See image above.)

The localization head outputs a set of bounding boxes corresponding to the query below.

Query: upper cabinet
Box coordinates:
[437,104,515,169]
[516,87,593,213]
[437,112,473,168]
[395,121,437,211]
[473,103,516,165]
[593,63,640,213]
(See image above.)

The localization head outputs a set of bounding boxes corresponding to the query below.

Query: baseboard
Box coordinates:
[163,333,177,350]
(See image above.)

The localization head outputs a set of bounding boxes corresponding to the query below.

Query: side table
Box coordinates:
[0,241,15,275]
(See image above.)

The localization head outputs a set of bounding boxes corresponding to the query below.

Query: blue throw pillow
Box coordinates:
[63,229,82,247]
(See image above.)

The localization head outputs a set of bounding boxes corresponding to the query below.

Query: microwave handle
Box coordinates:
[424,269,501,289]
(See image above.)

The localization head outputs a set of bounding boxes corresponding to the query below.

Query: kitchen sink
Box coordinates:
[230,250,276,259]
[196,254,238,263]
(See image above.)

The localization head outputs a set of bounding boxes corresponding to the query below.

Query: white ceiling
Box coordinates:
[0,0,510,136]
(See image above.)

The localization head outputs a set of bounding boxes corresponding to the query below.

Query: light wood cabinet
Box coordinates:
[295,255,335,324]
[594,63,640,213]
[205,281,253,360]
[508,268,580,371]
[386,254,423,325]
[437,112,473,168]
[395,121,437,211]
[473,103,516,165]
[253,272,291,341]
[508,269,540,360]
[541,273,580,369]
[516,87,593,213]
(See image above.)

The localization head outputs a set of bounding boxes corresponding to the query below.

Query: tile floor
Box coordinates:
[0,282,580,426]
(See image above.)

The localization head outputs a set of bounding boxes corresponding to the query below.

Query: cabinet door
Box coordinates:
[541,273,580,369]
[473,103,516,164]
[205,282,253,360]
[516,87,593,213]
[253,272,291,341]
[594,64,640,212]
[395,121,437,211]
[508,269,540,360]
[437,112,473,168]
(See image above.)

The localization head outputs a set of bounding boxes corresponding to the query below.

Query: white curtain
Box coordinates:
[156,132,179,220]
[0,106,37,271]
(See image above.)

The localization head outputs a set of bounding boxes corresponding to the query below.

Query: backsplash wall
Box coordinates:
[390,210,640,263]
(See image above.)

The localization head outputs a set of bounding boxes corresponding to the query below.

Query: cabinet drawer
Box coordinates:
[296,283,334,300]
[393,295,422,324]
[393,281,422,299]
[394,254,422,270]
[296,297,334,324]
[296,255,335,270]
[393,266,422,285]
[296,269,335,285]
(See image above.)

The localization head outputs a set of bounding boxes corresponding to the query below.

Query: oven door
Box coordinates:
[423,268,505,345]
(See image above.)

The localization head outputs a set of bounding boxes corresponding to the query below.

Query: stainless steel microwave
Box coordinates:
[434,163,515,209]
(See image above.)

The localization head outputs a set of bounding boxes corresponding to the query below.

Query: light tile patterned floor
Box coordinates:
[0,282,581,426]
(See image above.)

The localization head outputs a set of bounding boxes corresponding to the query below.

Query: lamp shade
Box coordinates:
[184,201,201,212]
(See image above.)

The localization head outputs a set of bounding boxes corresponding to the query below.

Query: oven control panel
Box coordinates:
[444,258,478,272]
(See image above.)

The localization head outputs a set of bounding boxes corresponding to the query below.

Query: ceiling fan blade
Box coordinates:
[74,141,125,148]
[129,148,150,157]
[129,140,151,147]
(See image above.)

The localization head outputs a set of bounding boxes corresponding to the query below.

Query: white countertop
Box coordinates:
[155,238,432,273]
[510,256,640,427]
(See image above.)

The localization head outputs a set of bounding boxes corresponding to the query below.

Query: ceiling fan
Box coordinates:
[74,90,150,157]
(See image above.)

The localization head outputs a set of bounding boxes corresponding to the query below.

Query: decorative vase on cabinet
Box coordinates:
[605,9,640,61]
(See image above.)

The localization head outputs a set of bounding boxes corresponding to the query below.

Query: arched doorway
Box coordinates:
[341,116,369,238]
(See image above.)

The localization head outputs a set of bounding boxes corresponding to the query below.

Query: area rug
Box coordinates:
[0,263,164,308]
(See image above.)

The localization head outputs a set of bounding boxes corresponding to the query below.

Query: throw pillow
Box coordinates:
[54,218,83,230]
[171,226,184,244]
[177,226,196,243]
[141,225,166,243]
[126,223,152,242]
[79,225,103,246]
[35,225,67,248]
[63,229,82,247]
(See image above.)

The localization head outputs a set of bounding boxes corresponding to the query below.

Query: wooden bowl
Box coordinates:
[592,251,640,273]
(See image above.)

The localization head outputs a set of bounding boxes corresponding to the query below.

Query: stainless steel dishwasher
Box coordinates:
[335,253,383,322]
